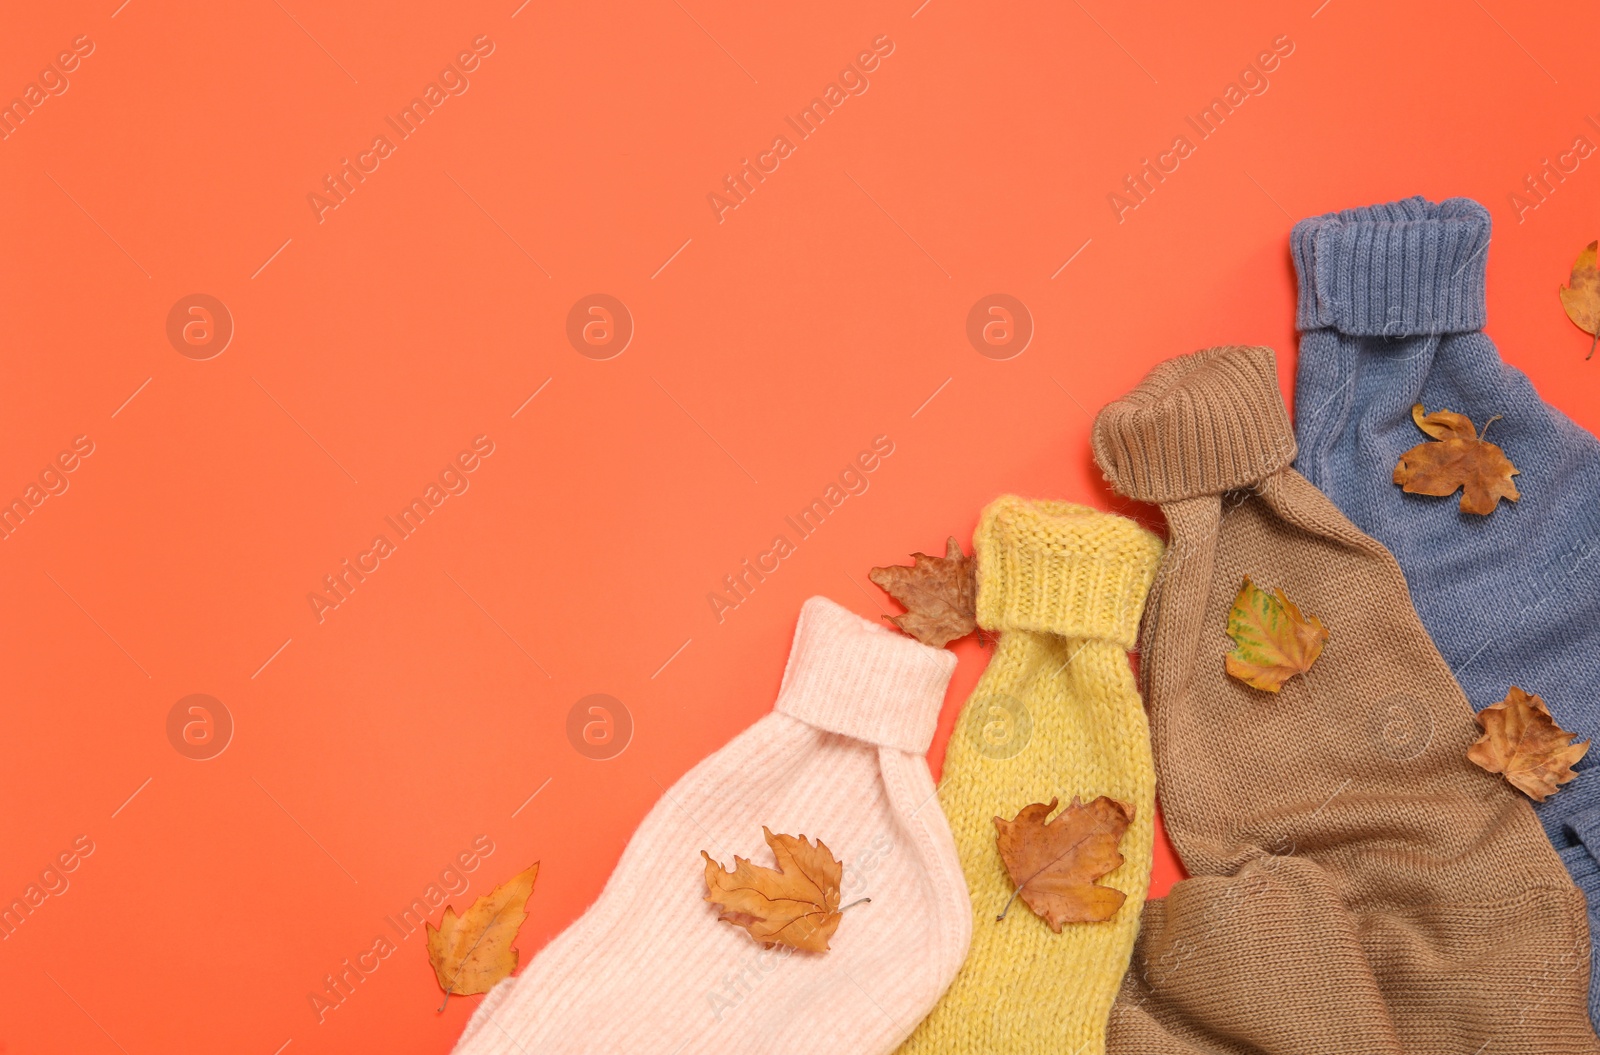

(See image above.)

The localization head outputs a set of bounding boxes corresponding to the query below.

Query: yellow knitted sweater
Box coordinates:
[899,496,1163,1055]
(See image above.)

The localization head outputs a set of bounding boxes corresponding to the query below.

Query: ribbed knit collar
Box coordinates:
[973,495,1162,649]
[1292,196,1490,337]
[774,596,955,754]
[1092,345,1297,504]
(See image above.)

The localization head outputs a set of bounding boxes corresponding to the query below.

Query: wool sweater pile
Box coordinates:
[898,496,1163,1055]
[450,596,971,1055]
[1092,344,1599,1054]
[1291,195,1600,1025]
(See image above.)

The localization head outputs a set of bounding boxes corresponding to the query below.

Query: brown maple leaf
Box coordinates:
[427,862,539,1010]
[1224,577,1328,693]
[868,537,977,648]
[1393,404,1520,515]
[994,796,1132,931]
[702,828,851,953]
[1467,686,1590,802]
[1559,240,1600,360]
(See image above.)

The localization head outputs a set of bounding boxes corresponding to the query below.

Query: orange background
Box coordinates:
[4,1,1600,1051]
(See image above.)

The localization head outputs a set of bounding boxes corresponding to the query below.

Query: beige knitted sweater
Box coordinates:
[1093,345,1600,1054]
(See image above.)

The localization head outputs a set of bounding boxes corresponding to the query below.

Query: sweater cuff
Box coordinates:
[774,596,956,755]
[1092,345,1296,504]
[973,496,1163,649]
[1291,196,1490,337]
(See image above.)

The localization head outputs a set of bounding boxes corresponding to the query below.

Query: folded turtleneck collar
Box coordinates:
[973,496,1162,650]
[774,596,956,755]
[1092,344,1297,504]
[1291,195,1491,338]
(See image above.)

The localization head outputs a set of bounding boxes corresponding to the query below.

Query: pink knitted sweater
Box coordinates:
[450,596,971,1055]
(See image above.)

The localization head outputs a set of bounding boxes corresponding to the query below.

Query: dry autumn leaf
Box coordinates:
[1559,240,1600,359]
[868,537,977,648]
[702,828,851,953]
[1467,686,1590,802]
[994,796,1132,931]
[426,862,539,1010]
[1392,404,1520,515]
[1224,577,1328,692]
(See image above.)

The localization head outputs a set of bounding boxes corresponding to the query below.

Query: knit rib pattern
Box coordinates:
[450,597,971,1055]
[1292,195,1600,1030]
[775,597,954,755]
[898,496,1163,1055]
[1092,345,1297,504]
[1094,345,1600,1054]
[1291,196,1489,337]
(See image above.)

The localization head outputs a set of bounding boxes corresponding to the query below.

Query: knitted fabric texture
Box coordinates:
[1292,195,1600,1026]
[1092,345,1599,1054]
[898,496,1163,1055]
[450,597,971,1055]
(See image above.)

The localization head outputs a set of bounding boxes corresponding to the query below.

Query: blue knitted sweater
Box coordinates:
[1292,196,1600,1024]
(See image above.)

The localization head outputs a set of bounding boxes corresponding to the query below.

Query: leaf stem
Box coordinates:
[996,885,1025,922]
[1589,330,1598,361]
[840,897,872,912]
[1478,414,1503,441]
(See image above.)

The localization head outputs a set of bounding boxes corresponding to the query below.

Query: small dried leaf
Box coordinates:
[1410,406,1479,442]
[703,828,844,953]
[868,537,977,648]
[1393,404,1519,515]
[994,796,1132,930]
[426,863,539,1006]
[1559,240,1600,358]
[1224,577,1328,692]
[1467,686,1590,802]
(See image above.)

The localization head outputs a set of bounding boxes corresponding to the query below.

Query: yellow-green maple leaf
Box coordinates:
[1224,577,1328,692]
